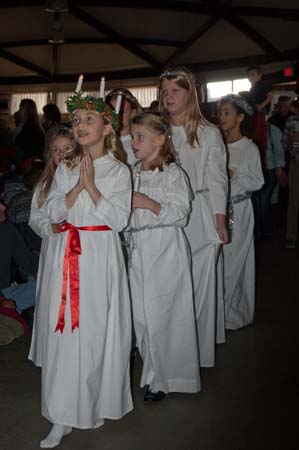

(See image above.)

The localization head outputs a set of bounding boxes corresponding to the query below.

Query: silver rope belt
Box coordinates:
[228,191,252,235]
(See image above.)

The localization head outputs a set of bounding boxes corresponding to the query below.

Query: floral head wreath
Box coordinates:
[219,94,255,116]
[66,75,120,130]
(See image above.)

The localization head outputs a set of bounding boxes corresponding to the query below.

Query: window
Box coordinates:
[10,92,48,114]
[207,78,251,102]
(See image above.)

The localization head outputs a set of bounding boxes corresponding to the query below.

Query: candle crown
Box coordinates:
[66,93,119,130]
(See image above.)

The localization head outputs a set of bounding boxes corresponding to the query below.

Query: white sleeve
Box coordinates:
[232,143,264,192]
[157,165,192,227]
[46,163,69,223]
[206,127,228,215]
[92,164,132,232]
[29,189,56,238]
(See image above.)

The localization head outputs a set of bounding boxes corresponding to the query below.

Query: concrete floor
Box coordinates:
[0,233,298,450]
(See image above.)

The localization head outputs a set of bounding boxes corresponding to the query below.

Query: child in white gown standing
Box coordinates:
[31,83,133,448]
[29,126,77,366]
[128,113,200,402]
[218,94,264,329]
[106,88,142,167]
[160,67,228,368]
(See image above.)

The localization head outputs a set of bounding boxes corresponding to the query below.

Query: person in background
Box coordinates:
[283,100,299,248]
[42,104,61,133]
[0,197,38,314]
[106,88,142,167]
[15,99,44,167]
[7,159,45,253]
[247,66,272,114]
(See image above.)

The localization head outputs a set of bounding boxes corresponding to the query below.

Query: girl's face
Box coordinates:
[72,109,108,149]
[110,97,136,132]
[218,102,244,133]
[52,136,73,167]
[131,124,164,165]
[161,79,189,117]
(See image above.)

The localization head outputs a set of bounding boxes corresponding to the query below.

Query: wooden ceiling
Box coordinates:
[0,1,299,85]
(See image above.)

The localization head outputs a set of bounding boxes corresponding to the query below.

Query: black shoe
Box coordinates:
[144,389,165,403]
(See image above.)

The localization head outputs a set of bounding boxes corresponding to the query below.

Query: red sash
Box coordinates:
[55,222,111,333]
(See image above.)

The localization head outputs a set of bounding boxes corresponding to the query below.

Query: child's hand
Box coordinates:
[132,192,161,215]
[215,213,229,244]
[82,154,96,192]
[77,160,85,191]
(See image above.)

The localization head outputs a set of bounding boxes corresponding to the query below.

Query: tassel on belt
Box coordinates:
[55,221,111,333]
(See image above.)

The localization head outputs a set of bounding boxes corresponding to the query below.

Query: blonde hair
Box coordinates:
[66,114,126,167]
[38,126,78,207]
[132,113,176,171]
[159,66,210,147]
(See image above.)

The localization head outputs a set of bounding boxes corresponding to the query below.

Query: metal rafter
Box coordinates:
[163,13,223,68]
[0,37,184,48]
[0,48,50,79]
[68,2,162,71]
[226,14,281,55]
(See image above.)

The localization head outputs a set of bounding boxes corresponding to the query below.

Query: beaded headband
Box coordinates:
[106,88,140,109]
[66,75,120,130]
[160,67,194,85]
[219,94,255,116]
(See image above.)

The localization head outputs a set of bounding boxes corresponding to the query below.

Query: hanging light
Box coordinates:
[48,12,65,44]
[45,0,69,13]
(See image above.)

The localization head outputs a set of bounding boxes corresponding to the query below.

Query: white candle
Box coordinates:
[115,94,122,113]
[134,172,140,192]
[75,74,83,93]
[99,76,105,99]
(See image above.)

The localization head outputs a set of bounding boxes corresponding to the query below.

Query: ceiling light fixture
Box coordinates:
[45,0,69,13]
[48,12,65,44]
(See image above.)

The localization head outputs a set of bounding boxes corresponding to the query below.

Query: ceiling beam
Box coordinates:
[2,2,299,22]
[162,13,223,68]
[67,3,162,71]
[0,48,51,79]
[225,14,281,55]
[0,37,184,48]
[2,47,299,86]
[232,7,299,22]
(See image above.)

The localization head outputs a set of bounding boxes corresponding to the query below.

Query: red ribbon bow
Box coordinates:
[55,222,111,333]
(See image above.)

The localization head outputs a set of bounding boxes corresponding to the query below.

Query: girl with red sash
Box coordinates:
[36,80,133,448]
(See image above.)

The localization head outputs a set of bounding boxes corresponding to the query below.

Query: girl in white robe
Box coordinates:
[160,67,228,368]
[218,94,264,329]
[106,88,142,167]
[128,113,200,402]
[29,126,76,367]
[34,92,133,448]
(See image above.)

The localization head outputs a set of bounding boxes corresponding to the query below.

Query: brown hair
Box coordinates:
[38,126,78,207]
[159,66,210,147]
[132,113,176,171]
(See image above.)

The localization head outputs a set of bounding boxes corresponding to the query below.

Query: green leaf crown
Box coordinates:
[66,93,119,130]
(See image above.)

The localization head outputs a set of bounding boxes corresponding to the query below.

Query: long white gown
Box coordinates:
[28,188,59,366]
[30,153,133,429]
[128,163,201,394]
[224,137,264,330]
[171,125,228,367]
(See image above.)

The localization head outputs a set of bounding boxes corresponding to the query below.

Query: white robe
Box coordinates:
[30,154,133,429]
[128,163,201,394]
[171,125,228,367]
[28,188,59,366]
[224,137,264,330]
[121,134,138,167]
